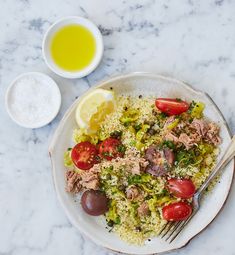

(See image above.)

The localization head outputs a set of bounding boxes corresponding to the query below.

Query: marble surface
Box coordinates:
[0,0,235,254]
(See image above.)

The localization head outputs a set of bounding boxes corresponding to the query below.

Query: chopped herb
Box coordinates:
[188,101,196,113]
[176,149,198,166]
[152,109,158,116]
[189,117,193,123]
[110,130,123,139]
[159,112,167,119]
[133,123,142,132]
[67,148,72,151]
[107,166,113,171]
[162,140,175,150]
[129,140,136,146]
[106,173,111,180]
[117,144,126,153]
[176,98,182,102]
[175,115,182,121]
[94,155,101,162]
[161,189,169,196]
[103,151,113,157]
[128,175,142,185]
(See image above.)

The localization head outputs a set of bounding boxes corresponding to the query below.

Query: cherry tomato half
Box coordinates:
[71,141,99,170]
[155,98,189,116]
[162,202,192,221]
[99,138,125,160]
[167,178,196,199]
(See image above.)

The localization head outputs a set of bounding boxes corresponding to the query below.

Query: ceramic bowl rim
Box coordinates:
[49,72,234,254]
[5,71,61,129]
[42,16,104,79]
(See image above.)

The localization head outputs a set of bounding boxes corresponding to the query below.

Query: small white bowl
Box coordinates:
[5,72,61,128]
[42,16,104,79]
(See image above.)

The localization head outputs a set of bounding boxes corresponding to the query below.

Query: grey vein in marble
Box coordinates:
[0,0,235,255]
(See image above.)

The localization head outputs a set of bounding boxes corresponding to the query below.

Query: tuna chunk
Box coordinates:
[206,123,221,146]
[126,186,139,201]
[116,148,147,175]
[65,165,100,193]
[191,119,221,146]
[80,171,100,190]
[65,170,82,193]
[191,119,209,136]
[137,202,150,217]
[139,158,149,169]
[131,161,141,175]
[163,148,175,165]
[164,132,179,143]
[178,133,197,150]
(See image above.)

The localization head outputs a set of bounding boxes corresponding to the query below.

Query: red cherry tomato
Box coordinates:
[71,141,99,170]
[167,178,196,199]
[155,98,189,116]
[99,138,125,160]
[162,202,192,221]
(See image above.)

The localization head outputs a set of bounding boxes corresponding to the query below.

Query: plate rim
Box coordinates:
[49,72,234,255]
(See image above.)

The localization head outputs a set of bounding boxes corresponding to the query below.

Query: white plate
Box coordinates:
[49,73,234,254]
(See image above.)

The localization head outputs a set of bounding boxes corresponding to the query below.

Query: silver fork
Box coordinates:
[160,135,235,243]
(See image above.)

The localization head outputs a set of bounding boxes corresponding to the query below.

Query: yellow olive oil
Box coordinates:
[50,24,96,72]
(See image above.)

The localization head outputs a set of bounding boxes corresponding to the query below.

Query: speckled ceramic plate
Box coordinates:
[49,73,234,255]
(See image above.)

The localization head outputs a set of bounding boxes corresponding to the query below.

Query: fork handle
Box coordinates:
[196,135,235,196]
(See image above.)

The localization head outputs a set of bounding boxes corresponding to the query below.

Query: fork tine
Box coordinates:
[165,221,183,241]
[158,222,170,235]
[168,212,195,243]
[161,222,176,238]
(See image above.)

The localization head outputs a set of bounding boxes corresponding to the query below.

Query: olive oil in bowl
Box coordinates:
[50,24,96,72]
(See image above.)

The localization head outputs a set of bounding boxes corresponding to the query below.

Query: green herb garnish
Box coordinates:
[110,130,123,139]
[117,144,126,154]
[162,140,176,150]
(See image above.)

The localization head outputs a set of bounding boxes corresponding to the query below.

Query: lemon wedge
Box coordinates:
[75,89,115,132]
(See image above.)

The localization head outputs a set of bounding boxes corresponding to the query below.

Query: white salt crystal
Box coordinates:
[7,73,61,128]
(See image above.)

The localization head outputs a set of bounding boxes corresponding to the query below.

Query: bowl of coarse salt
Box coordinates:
[5,72,61,128]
